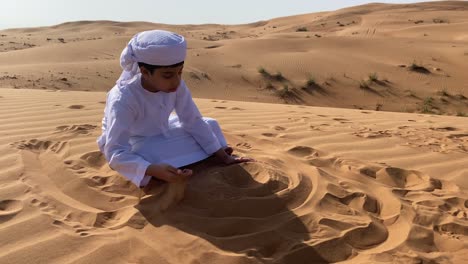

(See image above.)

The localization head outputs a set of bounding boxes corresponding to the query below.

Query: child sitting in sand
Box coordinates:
[97,29,251,188]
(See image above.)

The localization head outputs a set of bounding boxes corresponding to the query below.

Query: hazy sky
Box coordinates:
[1,0,438,30]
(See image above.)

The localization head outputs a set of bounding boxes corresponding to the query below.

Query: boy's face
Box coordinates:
[140,64,184,93]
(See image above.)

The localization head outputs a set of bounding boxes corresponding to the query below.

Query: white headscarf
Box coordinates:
[117,30,187,87]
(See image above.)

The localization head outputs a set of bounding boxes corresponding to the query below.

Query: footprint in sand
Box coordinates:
[309,125,322,131]
[236,142,252,150]
[429,126,458,132]
[343,220,388,250]
[79,151,106,168]
[176,162,311,220]
[333,118,352,124]
[435,222,468,238]
[447,133,468,139]
[261,132,277,137]
[33,195,146,237]
[230,107,244,110]
[326,185,381,215]
[63,151,106,175]
[289,143,466,261]
[15,135,145,237]
[310,167,399,253]
[214,106,227,109]
[363,166,439,190]
[352,128,393,139]
[52,219,92,237]
[418,197,468,218]
[83,175,112,188]
[287,146,321,158]
[11,139,67,154]
[55,124,97,135]
[68,105,85,109]
[64,160,85,170]
[29,198,63,220]
[0,199,23,219]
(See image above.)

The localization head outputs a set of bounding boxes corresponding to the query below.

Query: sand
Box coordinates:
[0,1,467,263]
[1,1,468,114]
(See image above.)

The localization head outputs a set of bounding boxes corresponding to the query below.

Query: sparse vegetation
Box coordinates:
[436,88,450,97]
[258,67,269,77]
[201,72,210,80]
[423,97,434,105]
[296,27,308,32]
[421,97,434,113]
[277,85,293,98]
[359,80,370,89]
[265,81,274,89]
[258,67,283,80]
[306,76,316,87]
[456,111,467,117]
[409,61,430,74]
[272,72,285,81]
[368,72,379,82]
[405,89,416,98]
[433,18,448,24]
[359,73,382,89]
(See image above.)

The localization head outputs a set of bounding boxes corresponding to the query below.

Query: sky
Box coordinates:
[1,0,439,30]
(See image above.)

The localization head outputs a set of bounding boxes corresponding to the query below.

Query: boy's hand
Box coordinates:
[214,147,254,165]
[222,155,254,165]
[146,164,192,183]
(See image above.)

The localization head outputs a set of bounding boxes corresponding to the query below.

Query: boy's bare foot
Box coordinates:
[224,146,234,156]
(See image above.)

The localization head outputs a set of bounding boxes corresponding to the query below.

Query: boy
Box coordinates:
[97,30,250,188]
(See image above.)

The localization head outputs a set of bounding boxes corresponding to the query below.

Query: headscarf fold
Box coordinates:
[117,30,187,87]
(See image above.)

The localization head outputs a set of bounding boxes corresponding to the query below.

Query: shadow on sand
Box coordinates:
[135,159,336,264]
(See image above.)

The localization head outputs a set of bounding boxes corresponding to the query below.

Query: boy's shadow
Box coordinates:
[134,159,339,264]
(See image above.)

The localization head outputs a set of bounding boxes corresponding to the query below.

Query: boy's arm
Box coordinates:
[103,102,152,187]
[174,81,222,155]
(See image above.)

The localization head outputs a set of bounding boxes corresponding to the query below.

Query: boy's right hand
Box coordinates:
[146,164,193,183]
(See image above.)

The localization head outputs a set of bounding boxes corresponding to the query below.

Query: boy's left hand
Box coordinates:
[223,155,254,165]
[214,147,254,165]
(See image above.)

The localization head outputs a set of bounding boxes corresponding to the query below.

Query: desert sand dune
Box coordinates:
[0,88,466,263]
[0,1,467,114]
[0,1,467,263]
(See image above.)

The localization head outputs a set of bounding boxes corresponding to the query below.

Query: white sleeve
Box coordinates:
[103,101,152,187]
[175,81,221,155]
